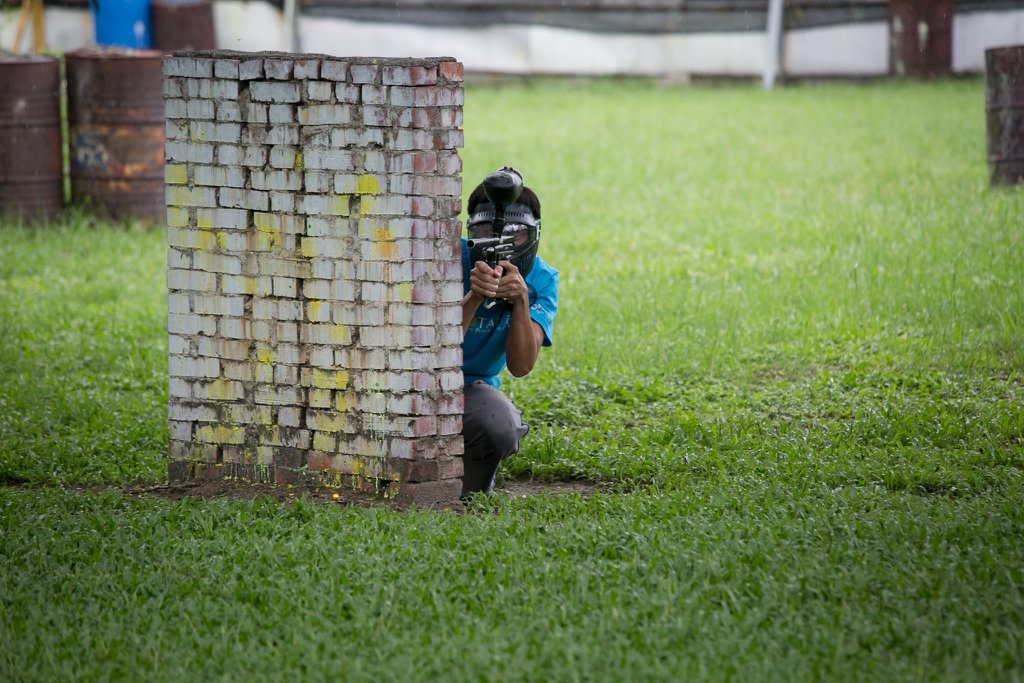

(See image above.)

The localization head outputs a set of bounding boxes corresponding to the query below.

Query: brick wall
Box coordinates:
[163,51,466,505]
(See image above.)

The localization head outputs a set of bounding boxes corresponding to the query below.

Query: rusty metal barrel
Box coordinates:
[986,45,1024,186]
[65,48,166,221]
[151,0,217,51]
[0,56,63,223]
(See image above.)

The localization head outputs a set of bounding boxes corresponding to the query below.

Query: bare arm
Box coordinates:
[494,261,543,377]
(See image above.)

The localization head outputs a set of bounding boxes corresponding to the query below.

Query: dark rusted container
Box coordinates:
[0,56,63,223]
[986,46,1024,186]
[888,0,953,79]
[65,48,166,222]
[151,0,217,52]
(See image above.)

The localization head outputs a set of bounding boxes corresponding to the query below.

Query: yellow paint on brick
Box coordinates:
[197,230,217,252]
[215,232,229,250]
[259,425,280,446]
[255,407,274,427]
[256,344,275,364]
[253,212,275,230]
[196,424,245,445]
[329,324,350,345]
[167,207,189,227]
[312,368,349,390]
[165,164,188,185]
[206,379,236,401]
[308,300,323,321]
[255,229,279,251]
[356,175,380,194]
[313,431,336,452]
[196,209,215,229]
[299,238,317,259]
[331,194,350,216]
[294,150,304,173]
[395,282,412,302]
[373,227,398,259]
[335,391,354,412]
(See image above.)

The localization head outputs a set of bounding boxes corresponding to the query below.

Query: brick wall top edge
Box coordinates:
[171,50,459,67]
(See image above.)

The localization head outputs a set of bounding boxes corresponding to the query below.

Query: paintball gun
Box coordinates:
[467,167,526,310]
[466,235,516,309]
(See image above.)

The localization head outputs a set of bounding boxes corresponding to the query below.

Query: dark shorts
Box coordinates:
[460,382,529,498]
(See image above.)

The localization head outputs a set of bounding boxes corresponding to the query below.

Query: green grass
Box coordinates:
[2,78,1023,681]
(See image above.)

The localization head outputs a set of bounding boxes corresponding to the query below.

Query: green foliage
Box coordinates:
[1,79,1023,681]
[0,211,167,484]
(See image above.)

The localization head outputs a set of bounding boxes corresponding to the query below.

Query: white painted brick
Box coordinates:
[250,170,302,192]
[278,300,302,322]
[269,146,297,169]
[186,99,215,120]
[303,172,331,194]
[250,80,301,103]
[197,337,250,360]
[210,79,239,99]
[329,128,383,148]
[304,149,354,171]
[168,335,189,355]
[299,236,344,258]
[194,165,246,187]
[215,59,240,79]
[163,78,186,98]
[307,81,332,101]
[169,377,191,399]
[264,58,293,80]
[277,343,301,364]
[309,346,334,367]
[219,317,251,340]
[216,102,242,122]
[166,141,214,164]
[165,98,187,119]
[411,306,435,326]
[195,207,248,231]
[168,403,218,422]
[336,83,360,103]
[190,121,240,143]
[162,56,214,78]
[168,292,190,314]
[271,192,295,212]
[167,269,216,291]
[298,104,352,126]
[169,419,193,439]
[268,104,294,124]
[274,365,299,385]
[219,188,269,211]
[168,313,217,336]
[193,294,245,316]
[167,248,189,270]
[267,125,299,145]
[273,277,297,298]
[302,279,331,299]
[252,299,277,320]
[255,385,304,407]
[278,406,303,428]
[168,355,220,378]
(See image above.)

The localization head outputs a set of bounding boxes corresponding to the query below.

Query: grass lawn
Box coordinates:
[1,77,1023,681]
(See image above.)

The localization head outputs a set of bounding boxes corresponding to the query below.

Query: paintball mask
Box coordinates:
[467,167,541,277]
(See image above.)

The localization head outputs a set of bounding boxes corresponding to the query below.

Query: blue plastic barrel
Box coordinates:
[93,0,152,48]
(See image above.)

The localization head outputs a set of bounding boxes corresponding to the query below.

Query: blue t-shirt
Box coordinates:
[461,238,559,387]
